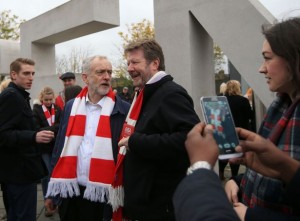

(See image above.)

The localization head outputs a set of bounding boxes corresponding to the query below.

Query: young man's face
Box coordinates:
[63,78,76,88]
[11,63,35,90]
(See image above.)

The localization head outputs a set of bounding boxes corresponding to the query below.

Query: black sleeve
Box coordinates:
[173,169,240,221]
[245,207,300,221]
[0,91,36,150]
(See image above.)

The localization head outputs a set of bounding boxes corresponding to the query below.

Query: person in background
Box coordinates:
[45,55,130,221]
[0,58,54,221]
[33,86,61,217]
[113,88,118,95]
[116,39,200,221]
[55,72,76,110]
[218,80,252,180]
[118,86,132,103]
[173,122,300,221]
[0,78,11,220]
[225,17,300,220]
[218,82,227,96]
[0,78,11,93]
[64,85,82,104]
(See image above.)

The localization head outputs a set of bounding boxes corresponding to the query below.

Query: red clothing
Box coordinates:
[55,95,64,110]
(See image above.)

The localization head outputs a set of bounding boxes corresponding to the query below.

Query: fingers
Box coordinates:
[188,122,206,136]
[203,124,214,136]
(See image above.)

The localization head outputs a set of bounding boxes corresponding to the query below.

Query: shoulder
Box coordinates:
[0,87,23,104]
[114,96,130,115]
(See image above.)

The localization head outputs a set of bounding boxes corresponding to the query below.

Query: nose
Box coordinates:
[29,73,34,80]
[103,71,111,79]
[258,63,266,74]
[127,63,134,72]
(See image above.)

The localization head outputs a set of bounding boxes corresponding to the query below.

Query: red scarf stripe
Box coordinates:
[42,104,55,126]
[66,115,86,136]
[90,159,115,183]
[96,116,112,137]
[52,156,77,178]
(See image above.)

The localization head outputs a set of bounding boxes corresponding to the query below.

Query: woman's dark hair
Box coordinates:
[262,17,300,96]
[64,85,82,103]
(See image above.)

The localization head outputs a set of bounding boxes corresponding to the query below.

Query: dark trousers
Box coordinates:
[5,183,37,221]
[218,160,240,177]
[58,185,111,221]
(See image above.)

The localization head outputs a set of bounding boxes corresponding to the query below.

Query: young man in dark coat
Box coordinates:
[0,58,54,221]
[118,39,200,220]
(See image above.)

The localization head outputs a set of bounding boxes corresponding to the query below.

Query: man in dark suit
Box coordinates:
[0,58,54,221]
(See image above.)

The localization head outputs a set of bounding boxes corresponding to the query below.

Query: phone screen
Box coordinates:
[200,96,241,158]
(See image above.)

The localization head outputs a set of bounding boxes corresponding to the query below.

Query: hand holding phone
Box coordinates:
[200,96,242,160]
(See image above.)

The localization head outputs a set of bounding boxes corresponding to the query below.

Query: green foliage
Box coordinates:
[113,19,155,80]
[214,43,226,73]
[0,10,25,40]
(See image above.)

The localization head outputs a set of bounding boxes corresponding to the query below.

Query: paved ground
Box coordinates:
[0,184,60,221]
[0,165,245,221]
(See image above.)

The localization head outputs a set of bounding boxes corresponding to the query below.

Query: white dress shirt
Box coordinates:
[77,96,106,186]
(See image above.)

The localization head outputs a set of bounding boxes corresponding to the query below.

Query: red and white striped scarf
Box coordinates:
[46,86,116,202]
[42,104,55,126]
[109,71,168,221]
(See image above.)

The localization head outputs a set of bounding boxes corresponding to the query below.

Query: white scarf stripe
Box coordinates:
[93,137,114,159]
[61,136,83,156]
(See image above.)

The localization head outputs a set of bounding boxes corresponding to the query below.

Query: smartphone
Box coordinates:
[200,96,242,160]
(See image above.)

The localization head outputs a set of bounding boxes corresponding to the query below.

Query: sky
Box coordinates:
[0,0,300,63]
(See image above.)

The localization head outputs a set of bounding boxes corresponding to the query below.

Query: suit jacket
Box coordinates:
[173,169,240,221]
[174,168,300,221]
[0,82,47,183]
[124,75,200,220]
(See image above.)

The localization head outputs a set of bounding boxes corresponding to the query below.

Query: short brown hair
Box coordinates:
[10,58,35,73]
[124,39,165,71]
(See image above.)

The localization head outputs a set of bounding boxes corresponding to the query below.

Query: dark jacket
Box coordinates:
[225,94,252,130]
[50,94,130,173]
[124,75,200,220]
[173,169,240,221]
[0,82,47,183]
[33,104,61,154]
[174,168,300,221]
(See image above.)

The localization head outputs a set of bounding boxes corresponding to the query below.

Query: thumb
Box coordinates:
[204,124,214,136]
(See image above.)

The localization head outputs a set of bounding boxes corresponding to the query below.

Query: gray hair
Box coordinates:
[82,55,108,74]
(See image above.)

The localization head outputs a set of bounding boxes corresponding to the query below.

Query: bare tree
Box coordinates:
[56,46,93,74]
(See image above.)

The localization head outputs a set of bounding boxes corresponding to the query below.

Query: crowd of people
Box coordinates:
[0,16,299,221]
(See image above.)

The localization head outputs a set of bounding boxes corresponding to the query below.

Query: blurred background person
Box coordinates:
[33,86,61,217]
[55,72,76,110]
[64,85,82,104]
[118,86,132,103]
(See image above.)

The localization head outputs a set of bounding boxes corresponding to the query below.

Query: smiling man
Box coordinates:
[117,39,200,221]
[45,55,130,221]
[0,58,55,221]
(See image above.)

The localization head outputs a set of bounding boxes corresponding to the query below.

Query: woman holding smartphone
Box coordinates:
[225,17,300,220]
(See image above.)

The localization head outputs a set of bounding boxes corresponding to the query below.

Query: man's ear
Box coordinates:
[10,71,17,81]
[81,73,88,84]
[152,58,160,70]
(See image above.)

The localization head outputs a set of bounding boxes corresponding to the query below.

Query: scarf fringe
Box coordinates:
[108,185,124,212]
[83,183,109,202]
[46,179,80,198]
